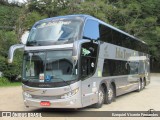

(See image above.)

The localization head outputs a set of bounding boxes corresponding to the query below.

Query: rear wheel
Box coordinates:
[141,79,145,89]
[93,86,105,108]
[105,84,115,104]
[143,78,146,89]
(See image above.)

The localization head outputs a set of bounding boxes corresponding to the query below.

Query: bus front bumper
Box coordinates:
[23,94,82,108]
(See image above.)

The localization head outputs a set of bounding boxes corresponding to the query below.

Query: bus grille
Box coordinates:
[31,95,61,100]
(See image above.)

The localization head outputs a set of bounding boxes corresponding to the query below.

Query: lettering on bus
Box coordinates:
[37,20,71,28]
[115,47,134,60]
[104,46,109,57]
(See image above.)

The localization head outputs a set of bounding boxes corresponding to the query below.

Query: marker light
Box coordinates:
[24,92,32,98]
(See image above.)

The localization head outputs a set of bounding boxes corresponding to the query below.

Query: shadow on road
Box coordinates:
[30,106,101,117]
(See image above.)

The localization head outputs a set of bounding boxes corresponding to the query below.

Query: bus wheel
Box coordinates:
[141,79,145,89]
[105,84,115,104]
[93,86,105,108]
[142,78,146,89]
[136,79,142,92]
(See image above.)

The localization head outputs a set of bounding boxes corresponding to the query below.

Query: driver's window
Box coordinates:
[80,42,98,79]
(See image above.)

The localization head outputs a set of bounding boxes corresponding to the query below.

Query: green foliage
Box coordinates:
[0,30,23,81]
[0,4,21,27]
[0,77,10,86]
[27,0,67,17]
[0,77,21,87]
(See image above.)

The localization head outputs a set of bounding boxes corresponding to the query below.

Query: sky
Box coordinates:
[8,0,27,3]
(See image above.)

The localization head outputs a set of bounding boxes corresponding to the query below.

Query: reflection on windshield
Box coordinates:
[27,19,82,46]
[23,51,78,83]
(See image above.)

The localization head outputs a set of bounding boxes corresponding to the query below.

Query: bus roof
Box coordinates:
[36,14,147,45]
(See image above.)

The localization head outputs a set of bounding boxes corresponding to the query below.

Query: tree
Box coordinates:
[0,2,23,81]
[0,30,23,81]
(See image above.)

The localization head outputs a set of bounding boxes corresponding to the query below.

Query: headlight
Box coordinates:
[61,88,79,99]
[24,92,32,98]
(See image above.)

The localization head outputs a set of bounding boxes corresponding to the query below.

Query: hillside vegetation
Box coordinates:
[0,2,22,82]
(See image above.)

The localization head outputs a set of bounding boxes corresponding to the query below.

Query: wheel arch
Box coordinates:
[99,80,108,94]
[99,79,117,97]
[110,81,116,97]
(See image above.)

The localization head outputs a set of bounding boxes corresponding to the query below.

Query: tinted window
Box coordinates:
[112,30,122,46]
[121,34,129,48]
[83,19,99,40]
[80,42,98,79]
[102,59,138,77]
[98,24,148,53]
[99,24,112,43]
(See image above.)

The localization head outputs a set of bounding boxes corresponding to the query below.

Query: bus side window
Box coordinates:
[102,59,130,77]
[112,30,122,46]
[102,60,110,76]
[83,19,99,40]
[99,24,113,43]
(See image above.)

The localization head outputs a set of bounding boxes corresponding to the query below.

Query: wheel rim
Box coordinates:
[139,81,141,90]
[142,80,144,89]
[108,87,113,100]
[98,90,104,104]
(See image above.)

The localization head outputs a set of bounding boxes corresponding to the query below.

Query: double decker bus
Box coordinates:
[8,14,150,108]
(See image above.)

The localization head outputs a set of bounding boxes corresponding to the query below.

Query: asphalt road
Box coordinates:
[0,73,160,120]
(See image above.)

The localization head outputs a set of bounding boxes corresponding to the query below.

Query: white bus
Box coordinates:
[8,14,150,108]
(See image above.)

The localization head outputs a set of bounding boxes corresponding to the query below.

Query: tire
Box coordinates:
[136,79,142,92]
[143,78,146,89]
[141,79,145,89]
[105,84,115,104]
[93,86,105,108]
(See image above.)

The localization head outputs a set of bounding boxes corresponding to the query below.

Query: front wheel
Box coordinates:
[136,79,142,92]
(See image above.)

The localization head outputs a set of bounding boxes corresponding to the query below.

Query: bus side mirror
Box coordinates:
[8,44,24,63]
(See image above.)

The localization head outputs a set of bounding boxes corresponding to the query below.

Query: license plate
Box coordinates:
[40,101,51,106]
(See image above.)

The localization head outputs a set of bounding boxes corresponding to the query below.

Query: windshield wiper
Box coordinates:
[27,40,39,46]
[53,76,72,91]
[58,39,69,43]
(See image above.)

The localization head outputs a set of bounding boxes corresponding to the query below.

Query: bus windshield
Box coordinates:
[23,50,78,84]
[26,19,82,46]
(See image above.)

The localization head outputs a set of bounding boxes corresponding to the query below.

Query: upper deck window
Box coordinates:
[26,18,83,46]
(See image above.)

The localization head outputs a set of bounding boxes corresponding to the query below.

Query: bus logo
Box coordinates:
[41,90,47,94]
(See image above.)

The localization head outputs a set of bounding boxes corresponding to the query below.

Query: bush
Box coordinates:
[0,77,10,86]
[0,30,23,82]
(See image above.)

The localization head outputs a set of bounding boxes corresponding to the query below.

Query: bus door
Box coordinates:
[80,42,99,107]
